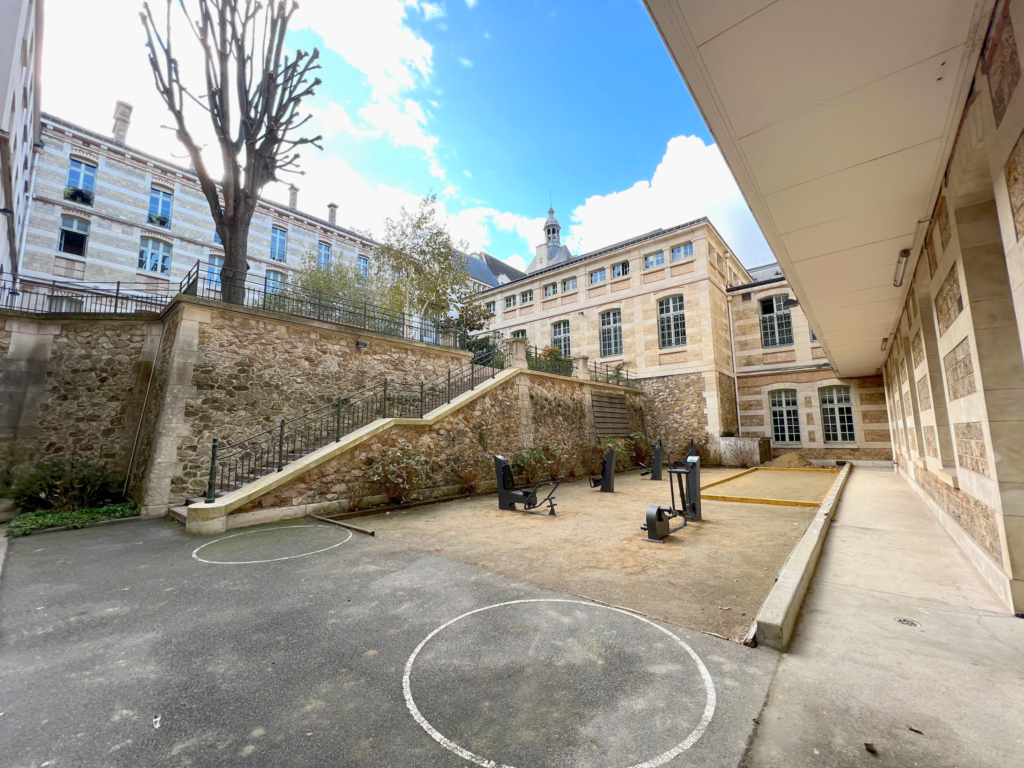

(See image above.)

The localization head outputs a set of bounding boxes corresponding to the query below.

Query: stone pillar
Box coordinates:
[509,338,528,369]
[573,355,590,379]
[516,377,535,446]
[912,261,957,471]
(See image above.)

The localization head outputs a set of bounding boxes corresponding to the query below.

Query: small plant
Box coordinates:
[7,502,138,537]
[626,432,653,467]
[511,446,549,485]
[598,437,630,471]
[11,460,123,513]
[541,443,573,480]
[366,445,429,504]
[450,454,488,494]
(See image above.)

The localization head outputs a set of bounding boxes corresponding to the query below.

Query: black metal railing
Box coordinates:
[0,275,176,315]
[205,342,511,501]
[587,360,638,388]
[525,344,575,377]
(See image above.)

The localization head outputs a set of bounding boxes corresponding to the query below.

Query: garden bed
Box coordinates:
[5,504,140,537]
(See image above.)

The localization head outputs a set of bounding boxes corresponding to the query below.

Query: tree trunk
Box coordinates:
[220,219,252,306]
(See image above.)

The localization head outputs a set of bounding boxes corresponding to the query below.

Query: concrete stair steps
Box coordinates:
[168,505,189,524]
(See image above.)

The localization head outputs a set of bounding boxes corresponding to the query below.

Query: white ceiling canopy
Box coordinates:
[644,0,993,376]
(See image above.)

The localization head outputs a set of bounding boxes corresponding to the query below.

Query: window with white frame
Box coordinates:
[266,269,287,293]
[207,255,224,290]
[521,289,534,304]
[148,187,173,228]
[552,319,570,357]
[510,329,526,339]
[657,296,686,348]
[820,386,855,443]
[543,282,557,298]
[317,242,331,267]
[770,389,800,443]
[58,216,89,257]
[590,268,607,285]
[271,226,288,262]
[138,237,171,275]
[485,301,496,314]
[66,159,96,196]
[505,295,516,309]
[357,255,369,277]
[612,261,630,278]
[760,295,794,347]
[600,309,622,357]
[562,276,577,292]
[644,250,665,269]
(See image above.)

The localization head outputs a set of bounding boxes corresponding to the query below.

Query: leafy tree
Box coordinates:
[290,249,400,313]
[141,0,322,303]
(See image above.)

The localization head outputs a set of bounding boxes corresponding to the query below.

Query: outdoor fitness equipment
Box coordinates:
[639,440,664,481]
[590,450,616,492]
[494,455,560,515]
[641,440,702,542]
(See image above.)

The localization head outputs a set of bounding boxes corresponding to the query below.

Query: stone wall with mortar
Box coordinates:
[635,372,708,460]
[0,311,160,491]
[717,371,738,435]
[237,371,647,513]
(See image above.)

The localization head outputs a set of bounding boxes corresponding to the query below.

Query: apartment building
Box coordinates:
[0,0,42,279]
[477,210,752,452]
[18,108,375,295]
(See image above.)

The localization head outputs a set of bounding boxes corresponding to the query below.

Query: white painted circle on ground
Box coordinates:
[403,598,716,768]
[191,524,353,565]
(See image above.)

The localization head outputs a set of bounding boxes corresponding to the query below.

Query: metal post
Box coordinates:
[335,398,342,442]
[114,281,121,313]
[205,437,219,503]
[262,273,268,310]
[277,419,286,472]
[447,369,451,403]
[470,362,475,390]
[420,381,425,418]
[382,378,388,418]
[363,300,368,330]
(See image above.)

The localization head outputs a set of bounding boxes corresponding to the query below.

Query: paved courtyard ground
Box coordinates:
[0,517,779,768]
[359,470,822,640]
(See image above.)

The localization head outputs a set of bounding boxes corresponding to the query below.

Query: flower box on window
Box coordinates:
[147,212,170,228]
[64,186,94,206]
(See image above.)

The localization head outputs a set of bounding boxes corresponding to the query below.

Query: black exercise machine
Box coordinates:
[494,455,560,515]
[639,440,663,481]
[590,449,615,492]
[641,440,701,542]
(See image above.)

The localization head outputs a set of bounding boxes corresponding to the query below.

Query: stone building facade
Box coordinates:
[728,271,893,463]
[17,110,375,296]
[476,214,751,456]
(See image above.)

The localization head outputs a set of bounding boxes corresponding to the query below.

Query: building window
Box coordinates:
[612,261,630,278]
[206,255,224,290]
[138,238,171,275]
[53,256,85,280]
[213,227,222,245]
[544,283,558,298]
[810,328,818,343]
[760,295,793,347]
[266,269,287,293]
[58,216,89,257]
[271,226,288,262]
[552,319,571,357]
[485,301,496,315]
[148,187,173,228]
[672,242,694,261]
[510,329,526,339]
[590,268,607,285]
[562,276,577,292]
[521,289,534,304]
[820,386,855,443]
[644,251,665,269]
[657,296,686,348]
[65,159,97,206]
[600,309,622,357]
[357,255,369,277]
[317,242,331,267]
[505,295,516,309]
[47,296,84,313]
[770,389,800,443]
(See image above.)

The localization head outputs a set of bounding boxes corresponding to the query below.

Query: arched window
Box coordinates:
[657,296,686,348]
[769,389,800,443]
[820,386,855,442]
[138,237,172,275]
[600,309,622,357]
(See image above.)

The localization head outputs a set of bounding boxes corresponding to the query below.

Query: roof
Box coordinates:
[481,253,527,283]
[745,262,785,283]
[461,253,500,288]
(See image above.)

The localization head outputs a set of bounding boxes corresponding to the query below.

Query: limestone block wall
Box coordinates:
[237,372,646,513]
[0,311,160,490]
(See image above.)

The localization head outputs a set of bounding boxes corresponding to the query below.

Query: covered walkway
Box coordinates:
[745,468,1024,767]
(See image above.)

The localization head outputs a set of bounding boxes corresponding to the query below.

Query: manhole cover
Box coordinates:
[895,618,920,627]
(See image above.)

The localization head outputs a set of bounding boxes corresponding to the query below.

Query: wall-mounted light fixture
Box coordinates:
[356,340,368,349]
[782,297,799,310]
[880,337,889,351]
[893,248,910,287]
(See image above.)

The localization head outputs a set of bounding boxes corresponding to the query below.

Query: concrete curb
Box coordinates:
[754,462,853,652]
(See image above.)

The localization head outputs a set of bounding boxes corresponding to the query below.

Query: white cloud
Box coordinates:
[503,254,527,272]
[466,0,479,8]
[564,135,772,267]
[457,57,474,68]
[463,170,472,178]
[421,2,446,21]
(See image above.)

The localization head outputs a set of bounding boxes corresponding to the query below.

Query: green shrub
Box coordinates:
[6,503,138,537]
[11,461,123,513]
[366,445,429,504]
[598,437,631,472]
[540,443,574,480]
[511,446,549,485]
[626,432,653,467]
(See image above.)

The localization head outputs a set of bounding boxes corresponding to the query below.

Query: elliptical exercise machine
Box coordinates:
[641,440,702,542]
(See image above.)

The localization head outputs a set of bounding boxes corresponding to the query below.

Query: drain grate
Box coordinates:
[895,617,921,627]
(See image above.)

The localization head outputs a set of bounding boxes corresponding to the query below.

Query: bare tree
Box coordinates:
[140,0,322,303]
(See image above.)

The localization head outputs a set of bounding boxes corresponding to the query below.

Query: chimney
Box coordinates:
[112,101,133,144]
[327,203,338,225]
[288,184,298,210]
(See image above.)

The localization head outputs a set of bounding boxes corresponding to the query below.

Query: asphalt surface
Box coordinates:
[0,518,779,767]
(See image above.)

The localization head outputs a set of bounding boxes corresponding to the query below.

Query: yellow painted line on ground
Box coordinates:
[702,493,821,508]
[700,467,757,490]
[757,466,840,473]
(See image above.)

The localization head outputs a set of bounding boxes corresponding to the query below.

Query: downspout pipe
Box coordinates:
[727,293,741,437]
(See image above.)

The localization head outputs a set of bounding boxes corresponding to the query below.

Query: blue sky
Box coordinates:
[42,0,773,271]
